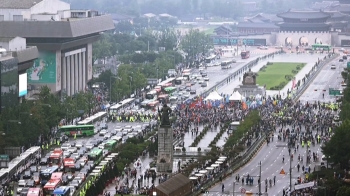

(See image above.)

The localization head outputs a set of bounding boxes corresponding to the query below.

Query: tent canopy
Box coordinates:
[205,91,223,101]
[229,91,242,101]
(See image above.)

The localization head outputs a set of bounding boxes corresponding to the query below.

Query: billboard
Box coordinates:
[18,73,27,97]
[56,51,61,91]
[27,52,56,83]
[341,40,350,47]
[212,37,266,46]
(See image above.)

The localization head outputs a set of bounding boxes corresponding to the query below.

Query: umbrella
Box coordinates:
[218,158,226,162]
[199,170,208,174]
[195,173,204,177]
[219,156,227,159]
[211,164,219,167]
[189,176,198,180]
[215,161,223,164]
[206,167,214,170]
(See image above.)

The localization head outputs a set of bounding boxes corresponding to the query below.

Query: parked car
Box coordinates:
[26,180,35,187]
[17,180,27,194]
[30,166,38,173]
[99,129,108,136]
[22,170,32,179]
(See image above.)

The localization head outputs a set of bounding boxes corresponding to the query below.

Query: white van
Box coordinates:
[170,96,178,104]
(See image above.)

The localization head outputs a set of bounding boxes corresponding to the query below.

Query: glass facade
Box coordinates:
[0,57,19,110]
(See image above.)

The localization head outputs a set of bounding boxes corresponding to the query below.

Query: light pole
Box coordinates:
[232,182,240,196]
[156,67,159,82]
[19,112,32,122]
[110,76,121,102]
[129,76,133,95]
[258,161,262,195]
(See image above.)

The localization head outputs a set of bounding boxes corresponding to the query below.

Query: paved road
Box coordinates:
[208,53,339,196]
[298,55,345,103]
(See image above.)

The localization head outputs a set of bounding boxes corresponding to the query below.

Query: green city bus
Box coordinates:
[311,44,331,51]
[104,140,118,151]
[59,125,95,137]
[88,148,104,165]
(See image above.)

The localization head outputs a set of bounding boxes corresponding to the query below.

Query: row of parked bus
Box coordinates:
[0,147,41,187]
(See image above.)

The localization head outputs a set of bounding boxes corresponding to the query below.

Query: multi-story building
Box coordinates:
[0,37,38,110]
[0,0,114,97]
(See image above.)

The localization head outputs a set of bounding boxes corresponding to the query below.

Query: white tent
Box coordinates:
[229,91,242,101]
[205,91,223,101]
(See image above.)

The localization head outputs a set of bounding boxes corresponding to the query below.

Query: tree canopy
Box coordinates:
[0,86,97,151]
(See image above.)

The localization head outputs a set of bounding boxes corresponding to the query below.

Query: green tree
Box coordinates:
[94,70,114,90]
[180,28,213,67]
[115,21,134,34]
[337,186,350,196]
[155,28,178,51]
[92,34,113,63]
[322,120,350,168]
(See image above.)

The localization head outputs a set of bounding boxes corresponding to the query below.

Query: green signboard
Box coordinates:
[27,52,56,83]
[0,154,9,161]
[329,88,341,96]
[347,62,350,69]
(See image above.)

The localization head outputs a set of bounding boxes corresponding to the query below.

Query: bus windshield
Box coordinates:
[205,55,216,63]
[40,166,59,185]
[241,51,250,59]
[104,140,117,151]
[88,148,103,165]
[53,186,70,196]
[146,91,157,100]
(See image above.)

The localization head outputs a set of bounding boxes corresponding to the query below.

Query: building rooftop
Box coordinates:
[0,15,114,38]
[143,13,157,18]
[237,22,279,28]
[277,10,332,19]
[311,1,339,10]
[111,13,134,21]
[325,11,349,18]
[245,13,284,23]
[0,0,44,9]
[277,22,331,28]
[329,4,350,12]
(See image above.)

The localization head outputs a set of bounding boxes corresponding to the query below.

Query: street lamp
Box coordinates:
[129,76,133,95]
[38,103,51,108]
[19,112,32,121]
[110,76,121,102]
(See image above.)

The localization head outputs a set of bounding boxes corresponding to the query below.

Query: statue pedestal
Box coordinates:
[157,126,173,173]
[234,84,266,97]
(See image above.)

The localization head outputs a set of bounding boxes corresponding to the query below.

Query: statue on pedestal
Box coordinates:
[158,104,172,126]
[242,69,257,85]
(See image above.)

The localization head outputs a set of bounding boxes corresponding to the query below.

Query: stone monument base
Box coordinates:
[156,161,172,173]
[157,126,173,173]
[234,84,265,97]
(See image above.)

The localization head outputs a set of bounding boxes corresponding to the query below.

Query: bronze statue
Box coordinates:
[243,69,257,85]
[158,104,172,126]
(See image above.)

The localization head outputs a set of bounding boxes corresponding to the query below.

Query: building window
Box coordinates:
[13,15,23,21]
[0,15,4,21]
